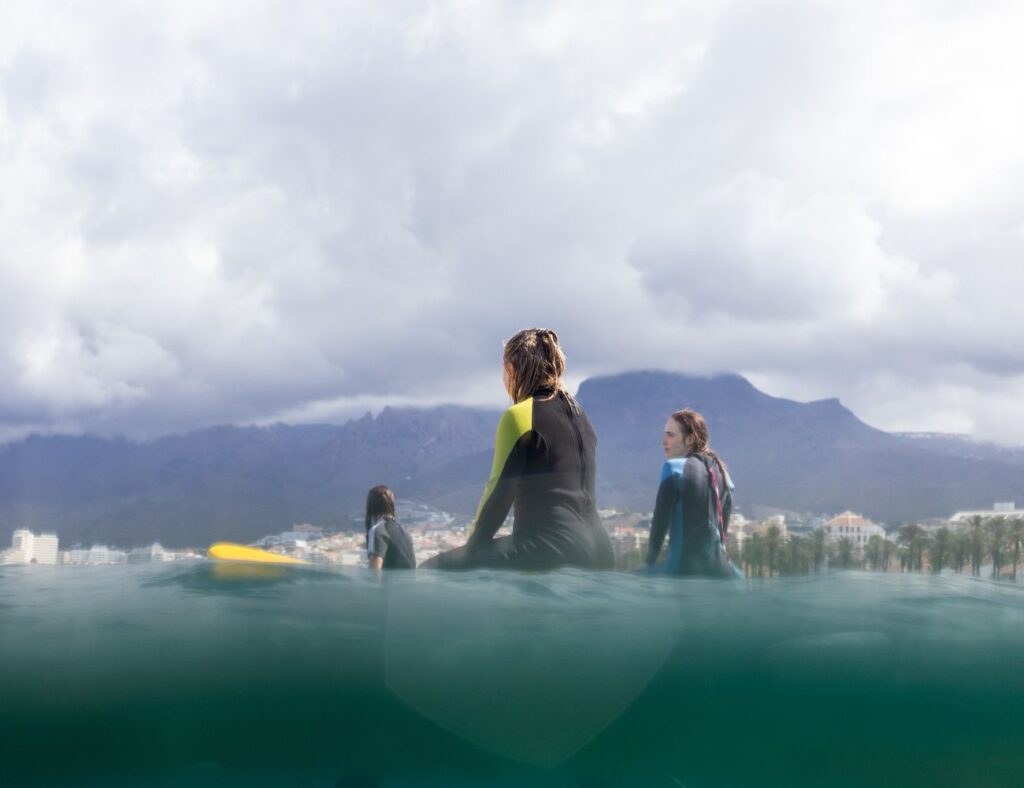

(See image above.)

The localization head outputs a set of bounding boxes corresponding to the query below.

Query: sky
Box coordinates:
[2,0,1024,444]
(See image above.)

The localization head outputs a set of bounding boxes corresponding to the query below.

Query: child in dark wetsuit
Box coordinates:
[365,485,416,570]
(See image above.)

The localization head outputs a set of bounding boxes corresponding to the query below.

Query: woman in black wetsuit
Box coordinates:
[427,328,613,571]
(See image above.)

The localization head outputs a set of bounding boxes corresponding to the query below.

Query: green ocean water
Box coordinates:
[1,563,1022,787]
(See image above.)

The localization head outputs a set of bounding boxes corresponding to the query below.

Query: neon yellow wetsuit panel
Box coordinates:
[468,398,533,537]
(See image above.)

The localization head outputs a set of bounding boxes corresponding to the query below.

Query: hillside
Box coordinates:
[1,372,1022,547]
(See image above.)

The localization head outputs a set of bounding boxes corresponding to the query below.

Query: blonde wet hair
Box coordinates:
[503,328,578,410]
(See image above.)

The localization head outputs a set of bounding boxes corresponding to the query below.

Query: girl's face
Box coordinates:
[663,418,688,458]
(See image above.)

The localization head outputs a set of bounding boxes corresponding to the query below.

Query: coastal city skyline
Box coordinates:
[6,497,1020,576]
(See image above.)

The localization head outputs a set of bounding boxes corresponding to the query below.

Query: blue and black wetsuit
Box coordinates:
[430,389,613,571]
[646,453,740,577]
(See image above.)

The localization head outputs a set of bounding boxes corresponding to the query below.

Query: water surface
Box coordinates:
[1,564,1022,786]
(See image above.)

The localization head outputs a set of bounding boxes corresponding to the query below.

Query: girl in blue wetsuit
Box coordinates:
[646,409,742,578]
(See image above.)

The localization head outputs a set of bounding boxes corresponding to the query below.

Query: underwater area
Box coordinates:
[1,563,1022,787]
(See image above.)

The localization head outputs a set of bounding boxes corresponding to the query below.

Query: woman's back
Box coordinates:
[649,453,735,577]
[510,392,608,567]
[468,390,611,570]
[429,327,612,571]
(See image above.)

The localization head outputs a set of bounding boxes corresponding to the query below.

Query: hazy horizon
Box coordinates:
[0,368,1008,451]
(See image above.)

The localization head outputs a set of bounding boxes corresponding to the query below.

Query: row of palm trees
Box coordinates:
[731,515,1024,579]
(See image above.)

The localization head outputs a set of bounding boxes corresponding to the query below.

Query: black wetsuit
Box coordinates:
[433,389,613,571]
[367,516,416,569]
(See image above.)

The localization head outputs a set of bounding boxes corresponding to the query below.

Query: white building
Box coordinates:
[7,529,60,565]
[59,544,129,564]
[731,515,788,549]
[949,503,1024,523]
[823,512,885,553]
[128,543,168,563]
[60,547,91,564]
[86,545,128,564]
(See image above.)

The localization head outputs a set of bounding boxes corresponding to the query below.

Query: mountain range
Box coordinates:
[1,370,1022,548]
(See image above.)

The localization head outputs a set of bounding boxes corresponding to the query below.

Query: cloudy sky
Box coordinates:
[2,0,1023,443]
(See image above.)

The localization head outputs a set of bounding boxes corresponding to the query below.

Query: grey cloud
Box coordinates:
[1,50,59,120]
[627,176,894,321]
[1,1,1024,443]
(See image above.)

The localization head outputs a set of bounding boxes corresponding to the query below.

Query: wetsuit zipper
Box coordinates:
[564,394,589,506]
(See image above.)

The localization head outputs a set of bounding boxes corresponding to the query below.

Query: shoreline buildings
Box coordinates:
[730,514,788,550]
[2,529,60,565]
[1,530,200,566]
[822,511,885,555]
[949,502,1021,523]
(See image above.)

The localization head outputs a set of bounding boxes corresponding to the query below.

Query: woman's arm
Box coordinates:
[646,472,677,566]
[466,400,533,552]
[367,522,390,569]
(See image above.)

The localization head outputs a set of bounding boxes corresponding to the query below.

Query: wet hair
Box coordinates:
[670,408,729,480]
[503,327,579,410]
[365,485,396,532]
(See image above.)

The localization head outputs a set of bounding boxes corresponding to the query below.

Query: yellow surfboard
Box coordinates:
[207,542,309,565]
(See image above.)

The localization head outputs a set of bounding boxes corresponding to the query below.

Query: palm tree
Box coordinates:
[835,537,854,569]
[898,524,926,572]
[744,533,767,578]
[881,538,896,572]
[952,527,970,573]
[929,526,953,574]
[779,535,794,575]
[987,516,1009,581]
[782,535,812,576]
[765,524,782,577]
[727,533,741,566]
[797,535,813,574]
[969,516,987,577]
[865,534,885,571]
[897,543,911,572]
[1009,518,1024,582]
[811,528,827,575]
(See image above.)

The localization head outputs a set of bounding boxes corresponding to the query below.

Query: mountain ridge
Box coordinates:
[1,370,1022,548]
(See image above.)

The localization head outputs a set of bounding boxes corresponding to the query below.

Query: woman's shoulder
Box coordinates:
[660,457,689,480]
[496,398,535,439]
